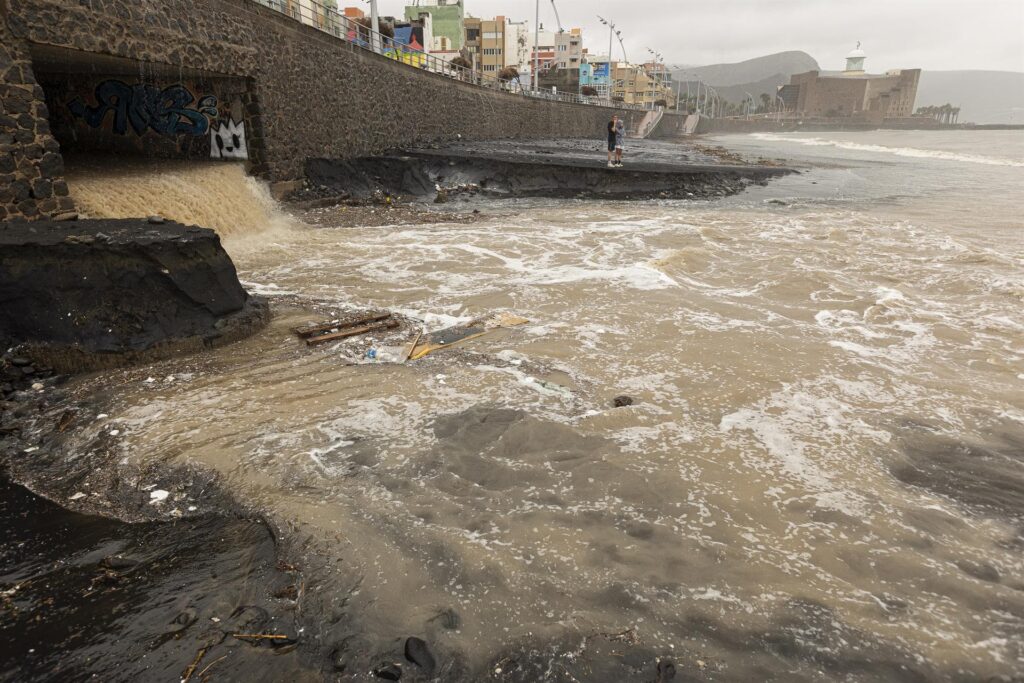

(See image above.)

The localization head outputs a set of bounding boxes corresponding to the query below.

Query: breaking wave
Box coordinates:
[750,133,1024,167]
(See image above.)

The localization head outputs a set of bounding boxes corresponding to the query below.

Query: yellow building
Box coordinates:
[464,16,506,75]
[610,63,674,107]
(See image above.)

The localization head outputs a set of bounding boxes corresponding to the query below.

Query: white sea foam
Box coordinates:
[750,133,1024,167]
[515,262,678,290]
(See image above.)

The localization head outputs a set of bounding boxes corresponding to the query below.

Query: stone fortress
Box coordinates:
[779,43,920,122]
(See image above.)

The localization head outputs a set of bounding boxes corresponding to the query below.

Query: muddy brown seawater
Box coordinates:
[3,132,1023,681]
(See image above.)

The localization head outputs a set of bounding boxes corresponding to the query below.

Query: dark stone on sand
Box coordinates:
[229,605,271,633]
[612,395,634,408]
[0,218,269,373]
[374,662,403,680]
[404,636,437,674]
[330,648,348,672]
[656,658,676,681]
[169,608,198,631]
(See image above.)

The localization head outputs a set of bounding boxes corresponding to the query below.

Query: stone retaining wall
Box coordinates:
[1,0,636,219]
[0,9,74,221]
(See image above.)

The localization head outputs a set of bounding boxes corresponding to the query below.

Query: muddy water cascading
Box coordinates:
[63,159,291,238]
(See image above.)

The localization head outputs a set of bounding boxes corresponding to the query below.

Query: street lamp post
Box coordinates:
[647,48,664,110]
[597,15,616,103]
[367,0,381,54]
[533,0,540,93]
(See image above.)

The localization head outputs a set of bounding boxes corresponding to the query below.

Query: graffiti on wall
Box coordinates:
[68,80,219,138]
[210,119,247,160]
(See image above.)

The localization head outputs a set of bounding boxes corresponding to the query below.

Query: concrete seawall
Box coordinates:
[1,0,643,220]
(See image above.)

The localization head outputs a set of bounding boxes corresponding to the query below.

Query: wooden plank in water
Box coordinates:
[404,329,423,362]
[306,319,399,345]
[293,313,391,338]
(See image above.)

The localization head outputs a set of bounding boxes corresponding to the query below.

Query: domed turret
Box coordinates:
[845,41,866,74]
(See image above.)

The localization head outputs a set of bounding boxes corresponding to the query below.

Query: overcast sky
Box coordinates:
[399,0,1024,71]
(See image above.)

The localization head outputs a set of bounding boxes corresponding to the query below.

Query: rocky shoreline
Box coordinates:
[288,137,795,206]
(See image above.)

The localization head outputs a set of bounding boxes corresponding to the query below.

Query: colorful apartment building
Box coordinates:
[464,16,506,74]
[404,0,464,54]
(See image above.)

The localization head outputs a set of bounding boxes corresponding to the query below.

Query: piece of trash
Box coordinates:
[23,446,38,453]
[69,492,86,500]
[408,313,529,360]
[31,382,43,390]
[144,377,156,383]
[109,429,120,436]
[97,413,109,419]
[149,490,170,503]
[363,345,405,363]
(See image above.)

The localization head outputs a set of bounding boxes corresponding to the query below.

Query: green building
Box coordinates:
[404,0,463,52]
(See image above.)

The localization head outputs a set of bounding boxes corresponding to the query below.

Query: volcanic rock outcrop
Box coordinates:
[0,218,268,371]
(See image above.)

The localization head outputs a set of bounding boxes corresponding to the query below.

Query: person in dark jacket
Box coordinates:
[606,116,618,167]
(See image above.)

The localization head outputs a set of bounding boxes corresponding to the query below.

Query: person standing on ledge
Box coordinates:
[614,117,626,167]
[607,115,619,168]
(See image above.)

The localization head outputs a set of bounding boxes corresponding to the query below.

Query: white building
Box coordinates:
[554,28,583,69]
[504,18,530,74]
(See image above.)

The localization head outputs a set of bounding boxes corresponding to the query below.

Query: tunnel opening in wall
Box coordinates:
[31,45,257,166]
[25,45,277,236]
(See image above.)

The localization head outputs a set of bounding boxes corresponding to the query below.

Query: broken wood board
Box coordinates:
[293,313,391,338]
[306,320,399,345]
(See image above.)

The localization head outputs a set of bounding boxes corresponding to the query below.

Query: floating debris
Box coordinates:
[407,313,529,360]
[295,312,399,346]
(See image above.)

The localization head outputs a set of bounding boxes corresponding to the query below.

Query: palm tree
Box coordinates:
[759,93,772,114]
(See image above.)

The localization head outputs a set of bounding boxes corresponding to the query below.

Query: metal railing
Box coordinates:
[251,0,650,111]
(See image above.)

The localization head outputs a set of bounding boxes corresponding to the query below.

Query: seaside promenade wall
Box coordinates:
[0,0,636,220]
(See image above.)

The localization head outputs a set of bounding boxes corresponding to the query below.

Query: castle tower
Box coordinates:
[845,42,866,75]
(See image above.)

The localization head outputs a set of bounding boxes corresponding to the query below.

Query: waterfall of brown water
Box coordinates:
[63,159,287,238]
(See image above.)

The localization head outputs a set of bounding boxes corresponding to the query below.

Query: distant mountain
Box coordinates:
[916,71,1024,124]
[671,51,819,87]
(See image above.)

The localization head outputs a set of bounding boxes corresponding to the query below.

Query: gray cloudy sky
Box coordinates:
[399,0,1024,71]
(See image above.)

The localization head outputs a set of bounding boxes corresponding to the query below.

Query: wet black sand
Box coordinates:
[0,475,318,682]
